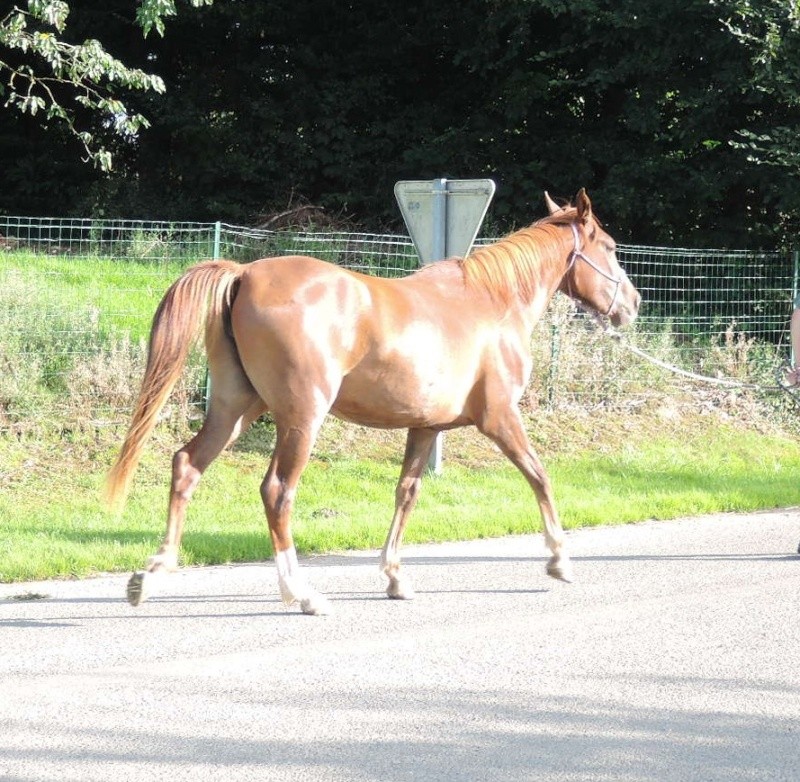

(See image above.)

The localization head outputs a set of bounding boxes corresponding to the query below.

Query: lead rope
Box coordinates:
[565,223,799,406]
[596,321,800,410]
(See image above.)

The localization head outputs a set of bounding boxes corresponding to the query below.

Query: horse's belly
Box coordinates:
[332,365,471,429]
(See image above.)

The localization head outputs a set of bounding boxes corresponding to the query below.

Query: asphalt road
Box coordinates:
[1,510,799,782]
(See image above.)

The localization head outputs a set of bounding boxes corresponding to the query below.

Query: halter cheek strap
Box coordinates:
[567,222,622,317]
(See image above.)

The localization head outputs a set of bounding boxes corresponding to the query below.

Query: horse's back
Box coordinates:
[226,254,488,426]
[232,254,466,331]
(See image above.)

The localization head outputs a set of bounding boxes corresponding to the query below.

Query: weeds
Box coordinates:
[2,243,799,583]
[0,251,206,433]
[0,248,796,442]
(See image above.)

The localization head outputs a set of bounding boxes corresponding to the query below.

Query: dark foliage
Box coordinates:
[2,0,800,248]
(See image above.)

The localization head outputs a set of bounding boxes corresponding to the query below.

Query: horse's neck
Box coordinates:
[465,224,571,322]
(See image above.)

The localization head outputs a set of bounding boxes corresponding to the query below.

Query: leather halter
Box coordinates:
[565,222,622,317]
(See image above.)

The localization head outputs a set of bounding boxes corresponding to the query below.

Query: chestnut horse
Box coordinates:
[107,189,640,614]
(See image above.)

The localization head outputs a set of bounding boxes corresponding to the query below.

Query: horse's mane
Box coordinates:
[460,207,579,305]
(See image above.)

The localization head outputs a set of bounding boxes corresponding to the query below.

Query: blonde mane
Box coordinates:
[461,208,578,305]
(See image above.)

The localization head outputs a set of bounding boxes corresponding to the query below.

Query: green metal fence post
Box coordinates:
[213,220,222,261]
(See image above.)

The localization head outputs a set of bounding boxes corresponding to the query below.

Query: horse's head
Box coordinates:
[547,189,641,327]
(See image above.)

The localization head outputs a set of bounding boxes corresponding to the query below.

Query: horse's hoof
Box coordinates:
[546,558,574,584]
[300,593,332,616]
[126,570,149,606]
[386,578,415,600]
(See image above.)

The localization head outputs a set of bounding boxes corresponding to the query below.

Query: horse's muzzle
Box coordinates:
[609,286,641,327]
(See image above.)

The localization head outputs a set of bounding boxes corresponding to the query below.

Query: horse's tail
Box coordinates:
[105,260,245,511]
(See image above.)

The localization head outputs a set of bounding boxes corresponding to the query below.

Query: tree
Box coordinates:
[0,0,213,169]
[722,2,800,188]
[3,0,800,250]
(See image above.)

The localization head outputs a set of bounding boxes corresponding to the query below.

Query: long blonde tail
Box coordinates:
[105,260,245,510]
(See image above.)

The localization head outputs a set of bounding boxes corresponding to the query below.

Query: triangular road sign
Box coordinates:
[395,178,496,264]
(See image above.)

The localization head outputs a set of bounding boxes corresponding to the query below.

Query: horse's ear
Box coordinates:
[575,188,593,224]
[544,191,560,215]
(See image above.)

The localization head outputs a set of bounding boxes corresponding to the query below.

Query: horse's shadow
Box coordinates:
[304,551,797,567]
[2,551,794,618]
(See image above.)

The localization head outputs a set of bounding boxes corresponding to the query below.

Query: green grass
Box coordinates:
[0,251,207,424]
[1,252,193,342]
[2,247,800,584]
[2,419,799,583]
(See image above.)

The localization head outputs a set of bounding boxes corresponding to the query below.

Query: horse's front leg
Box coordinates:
[477,407,574,584]
[380,428,439,600]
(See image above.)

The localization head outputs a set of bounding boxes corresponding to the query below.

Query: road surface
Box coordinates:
[1,510,799,781]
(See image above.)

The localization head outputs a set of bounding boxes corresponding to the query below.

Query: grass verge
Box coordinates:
[1,408,799,583]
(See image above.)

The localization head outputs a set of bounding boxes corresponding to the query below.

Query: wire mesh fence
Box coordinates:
[218,224,420,277]
[0,214,796,434]
[0,215,217,260]
[620,244,792,343]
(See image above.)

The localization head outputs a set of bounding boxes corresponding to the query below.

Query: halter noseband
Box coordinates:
[566,222,622,317]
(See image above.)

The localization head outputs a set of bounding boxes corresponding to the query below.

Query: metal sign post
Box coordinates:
[394,178,496,473]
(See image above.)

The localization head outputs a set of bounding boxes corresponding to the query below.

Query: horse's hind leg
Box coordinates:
[476,407,573,584]
[127,350,265,605]
[261,414,331,616]
[380,428,438,599]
